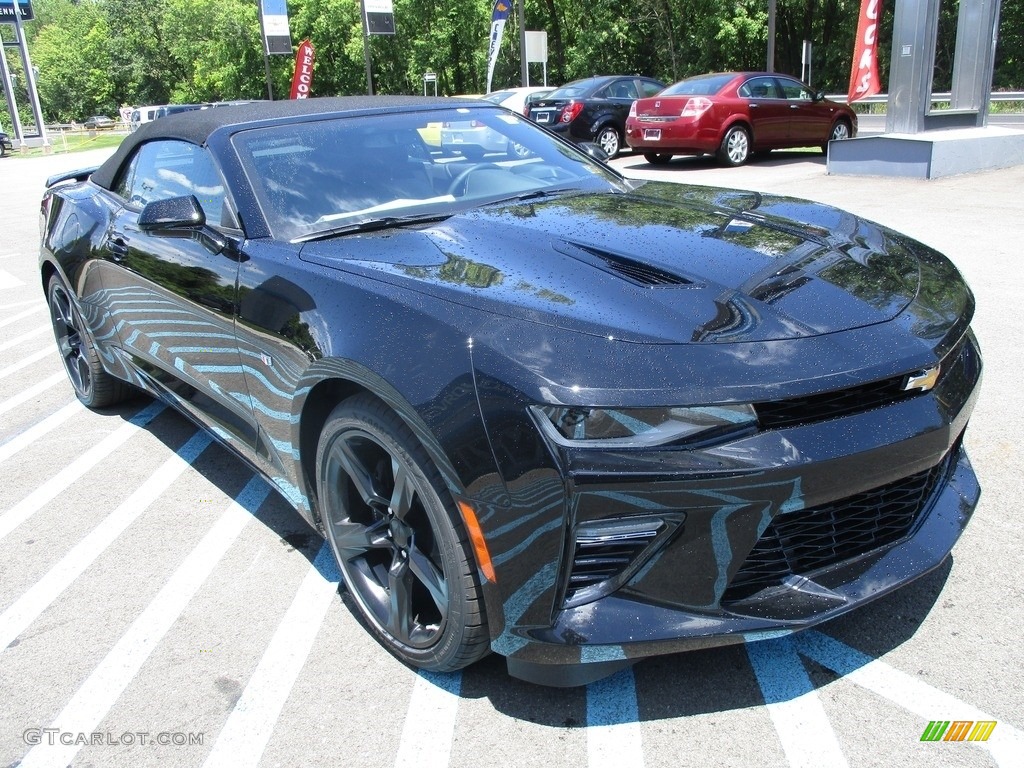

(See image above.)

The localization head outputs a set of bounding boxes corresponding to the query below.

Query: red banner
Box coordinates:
[847,0,882,103]
[289,39,315,99]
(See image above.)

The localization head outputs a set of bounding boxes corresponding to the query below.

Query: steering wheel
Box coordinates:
[446,163,502,197]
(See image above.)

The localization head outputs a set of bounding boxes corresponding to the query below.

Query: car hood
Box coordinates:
[299,182,968,345]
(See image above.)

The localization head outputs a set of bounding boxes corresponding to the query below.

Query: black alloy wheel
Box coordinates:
[47,274,131,408]
[316,394,489,671]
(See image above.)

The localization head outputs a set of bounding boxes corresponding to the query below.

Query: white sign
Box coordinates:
[525,31,548,63]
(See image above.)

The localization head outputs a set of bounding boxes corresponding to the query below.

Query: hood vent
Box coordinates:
[566,242,692,287]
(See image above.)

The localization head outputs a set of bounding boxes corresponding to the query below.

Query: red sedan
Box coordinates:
[626,72,857,166]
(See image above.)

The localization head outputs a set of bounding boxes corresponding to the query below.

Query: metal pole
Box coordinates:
[0,36,23,145]
[256,3,275,100]
[518,0,527,86]
[11,6,48,145]
[361,0,373,95]
[767,0,776,72]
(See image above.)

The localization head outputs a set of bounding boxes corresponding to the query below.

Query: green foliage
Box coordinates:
[4,0,1023,127]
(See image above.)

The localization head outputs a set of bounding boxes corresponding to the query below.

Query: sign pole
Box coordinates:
[257,5,274,99]
[518,0,527,86]
[361,0,373,96]
[0,33,23,145]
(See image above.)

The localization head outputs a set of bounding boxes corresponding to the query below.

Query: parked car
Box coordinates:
[154,103,208,119]
[626,71,858,166]
[521,88,553,117]
[0,130,12,157]
[482,86,552,115]
[40,96,980,687]
[83,115,116,130]
[129,106,159,132]
[526,75,665,157]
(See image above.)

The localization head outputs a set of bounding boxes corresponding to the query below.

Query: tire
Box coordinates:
[643,152,672,165]
[47,274,132,408]
[316,394,489,672]
[594,125,621,158]
[717,125,751,167]
[822,119,852,153]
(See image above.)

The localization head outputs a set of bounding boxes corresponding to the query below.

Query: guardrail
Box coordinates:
[825,91,1024,105]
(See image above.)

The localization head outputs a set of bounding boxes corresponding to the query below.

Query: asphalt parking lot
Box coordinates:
[1,145,1022,768]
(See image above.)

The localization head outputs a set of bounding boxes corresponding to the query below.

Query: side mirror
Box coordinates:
[139,195,226,254]
[579,142,609,163]
[814,90,826,102]
[139,194,205,231]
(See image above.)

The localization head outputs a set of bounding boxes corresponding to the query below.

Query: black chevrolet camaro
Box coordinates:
[39,96,981,686]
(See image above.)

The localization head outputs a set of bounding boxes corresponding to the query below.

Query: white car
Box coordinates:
[484,86,553,115]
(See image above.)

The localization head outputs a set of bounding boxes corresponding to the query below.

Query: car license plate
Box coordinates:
[536,112,552,124]
[644,128,661,141]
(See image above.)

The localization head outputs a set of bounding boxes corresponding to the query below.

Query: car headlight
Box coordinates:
[530,404,757,448]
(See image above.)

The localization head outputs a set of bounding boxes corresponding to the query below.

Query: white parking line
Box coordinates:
[794,631,1024,768]
[0,324,51,352]
[0,304,45,329]
[747,637,848,768]
[0,400,82,466]
[200,544,340,768]
[587,666,644,768]
[0,401,165,542]
[0,298,43,309]
[0,268,24,289]
[394,670,462,768]
[15,473,266,768]
[0,344,56,380]
[0,371,68,418]
[0,431,213,651]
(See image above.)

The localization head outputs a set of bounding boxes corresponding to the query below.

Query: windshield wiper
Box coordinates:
[294,213,453,243]
[486,186,583,206]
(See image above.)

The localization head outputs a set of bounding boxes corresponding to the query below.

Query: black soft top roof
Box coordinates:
[90,95,481,190]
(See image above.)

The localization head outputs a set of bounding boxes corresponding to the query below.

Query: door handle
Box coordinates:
[108,235,128,262]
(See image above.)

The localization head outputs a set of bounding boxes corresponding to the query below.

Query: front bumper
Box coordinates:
[468,330,982,686]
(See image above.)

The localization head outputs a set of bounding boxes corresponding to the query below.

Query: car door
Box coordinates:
[98,139,259,453]
[602,78,641,135]
[776,76,831,145]
[737,76,790,146]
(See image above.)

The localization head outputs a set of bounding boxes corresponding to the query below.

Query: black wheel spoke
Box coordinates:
[331,519,391,558]
[333,438,388,510]
[389,457,416,521]
[408,543,448,612]
[386,554,415,643]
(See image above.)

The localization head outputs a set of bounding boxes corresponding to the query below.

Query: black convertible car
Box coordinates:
[39,97,981,686]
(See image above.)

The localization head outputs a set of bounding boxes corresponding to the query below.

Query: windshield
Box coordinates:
[233,106,626,241]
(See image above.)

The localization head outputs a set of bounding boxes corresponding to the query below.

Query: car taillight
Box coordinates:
[561,101,584,123]
[628,101,637,117]
[681,97,713,118]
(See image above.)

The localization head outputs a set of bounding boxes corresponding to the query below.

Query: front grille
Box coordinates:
[722,457,951,602]
[755,337,967,430]
[755,375,910,428]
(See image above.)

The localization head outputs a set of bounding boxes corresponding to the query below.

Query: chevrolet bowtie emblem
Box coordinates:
[904,365,940,392]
